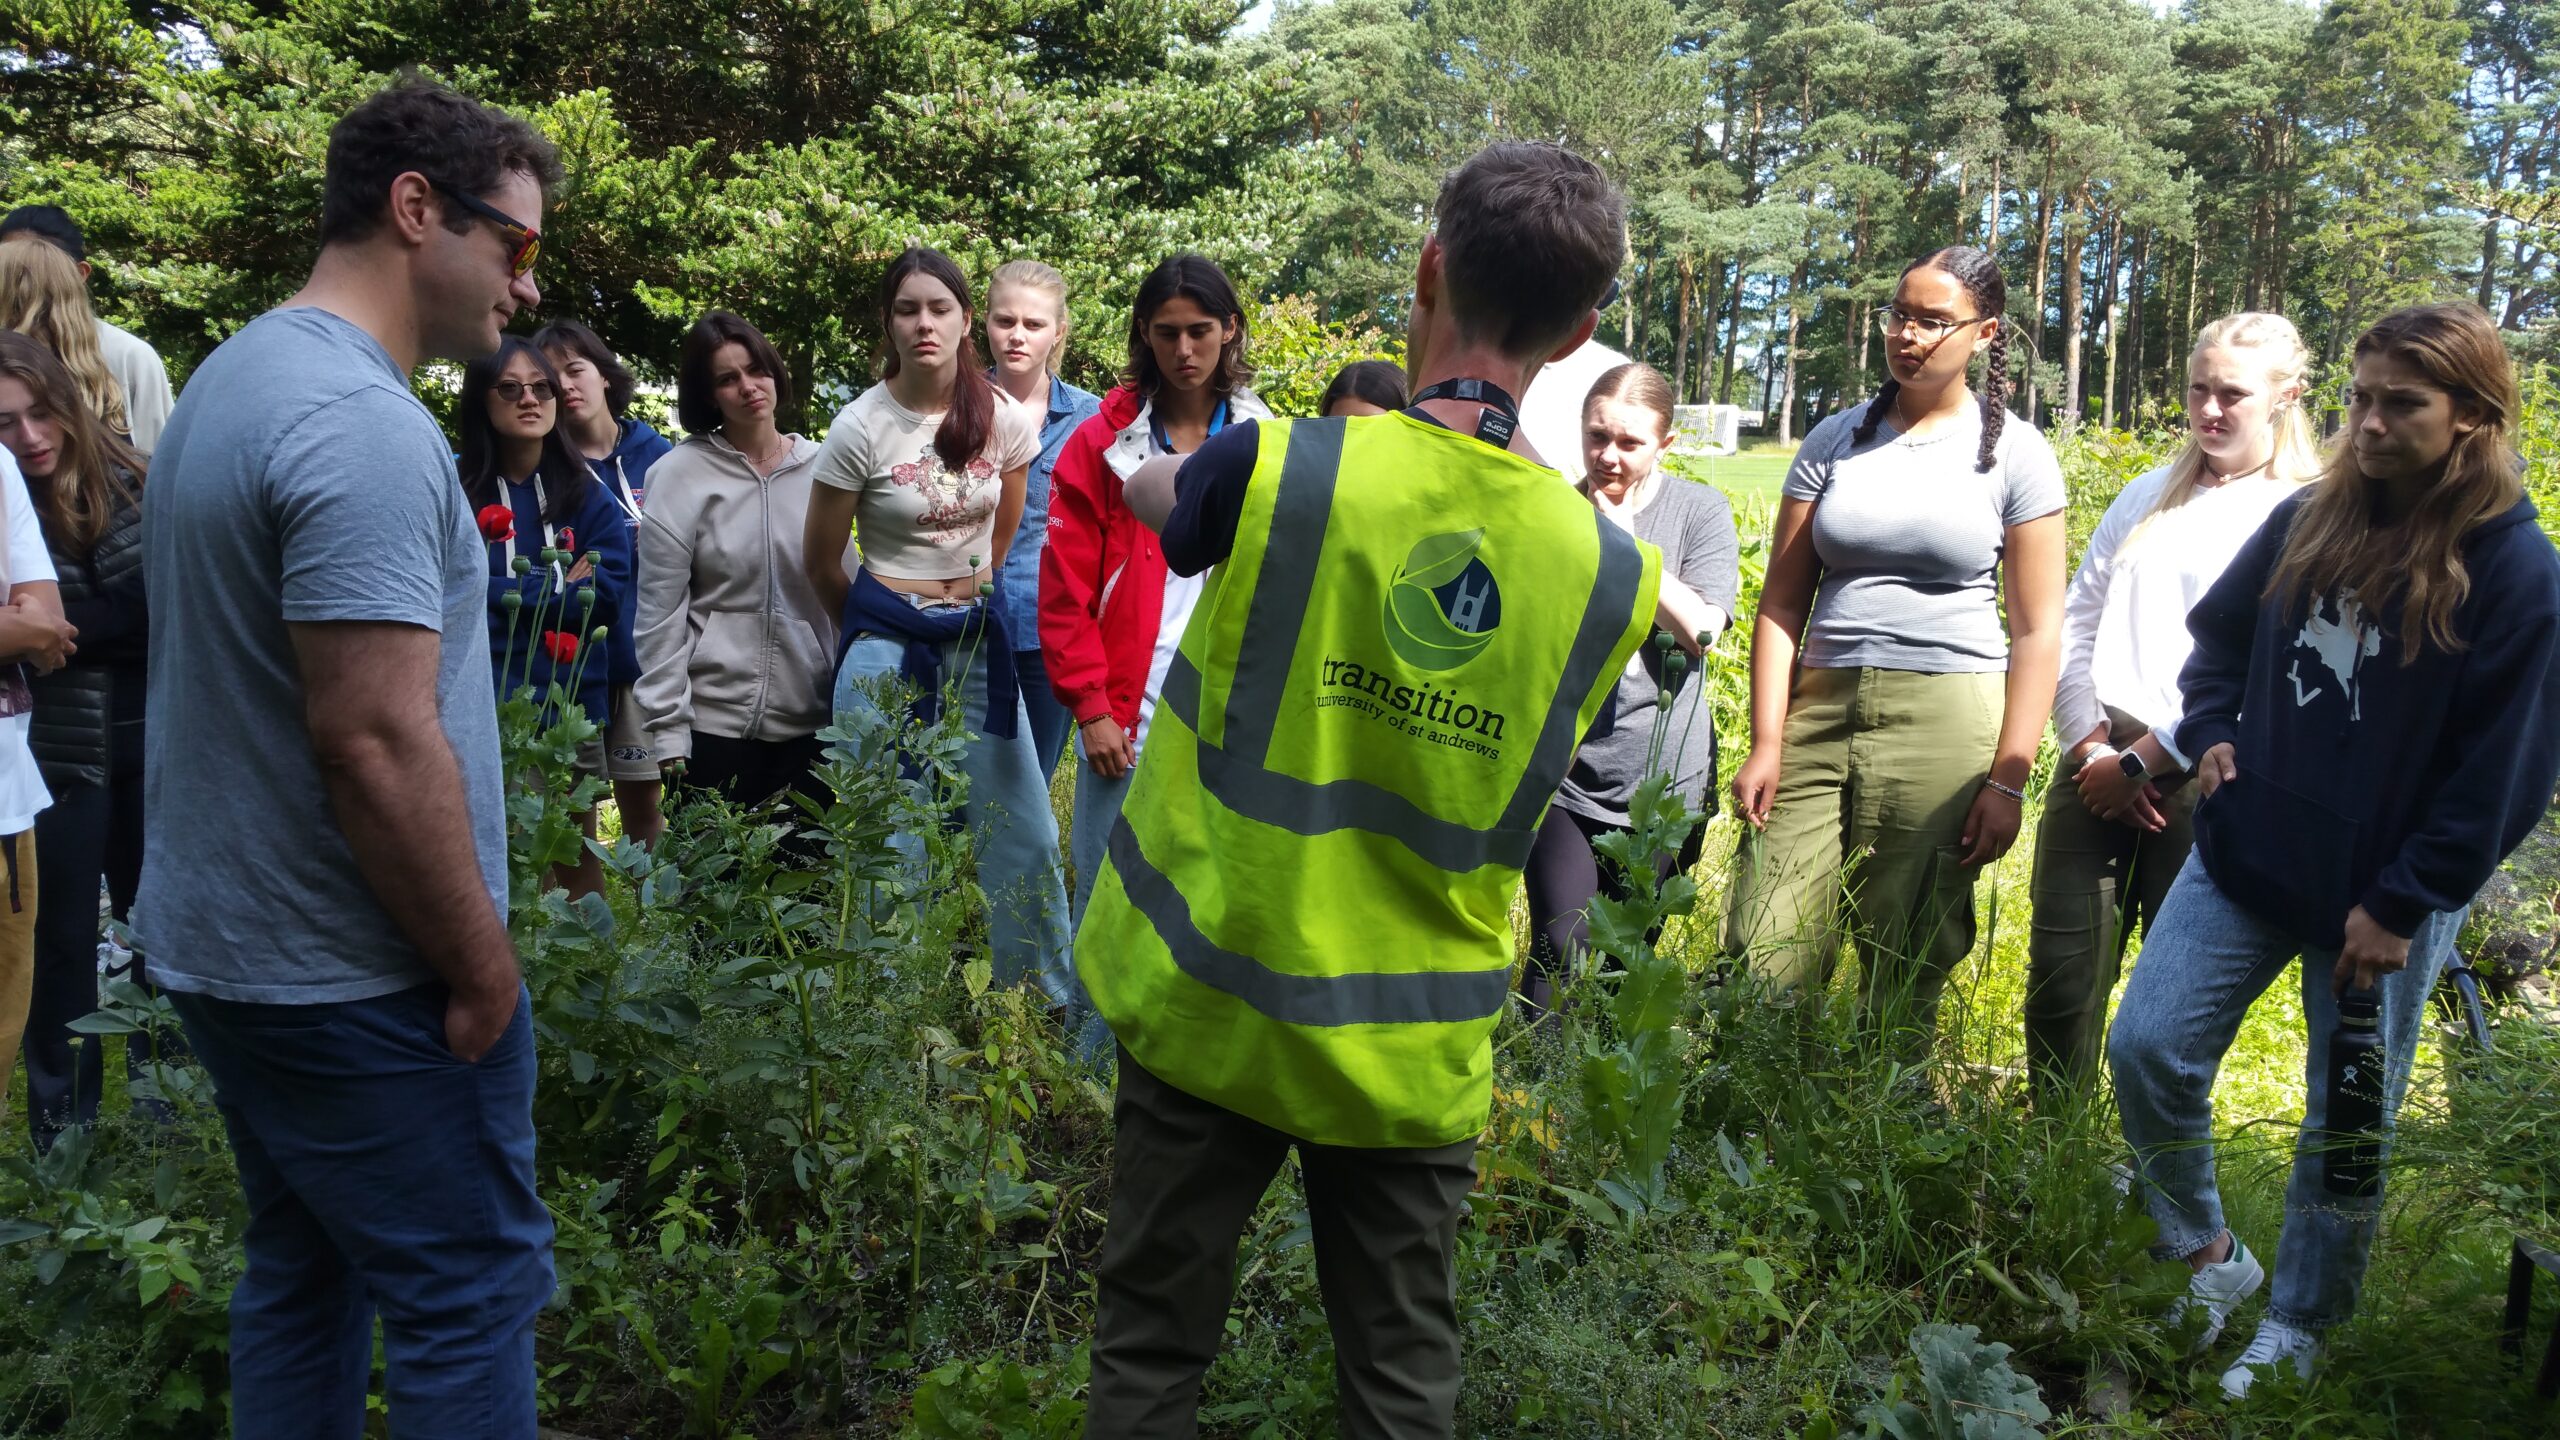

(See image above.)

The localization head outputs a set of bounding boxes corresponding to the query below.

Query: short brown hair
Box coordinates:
[1431,142,1625,359]
[532,319,637,416]
[319,76,562,248]
[676,310,792,435]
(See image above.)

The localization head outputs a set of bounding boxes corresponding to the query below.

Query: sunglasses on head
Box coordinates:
[430,180,541,278]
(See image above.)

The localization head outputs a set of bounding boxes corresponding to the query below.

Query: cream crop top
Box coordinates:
[810,382,1042,580]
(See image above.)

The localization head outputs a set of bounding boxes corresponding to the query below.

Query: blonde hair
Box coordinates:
[2120,311,2320,555]
[2267,302,2524,664]
[988,259,1071,375]
[0,239,128,439]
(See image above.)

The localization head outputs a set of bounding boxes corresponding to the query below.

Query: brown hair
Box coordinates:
[1582,362,1676,438]
[0,238,128,439]
[676,310,792,436]
[531,319,637,416]
[878,247,996,475]
[1431,142,1626,360]
[2266,302,2524,664]
[0,330,143,556]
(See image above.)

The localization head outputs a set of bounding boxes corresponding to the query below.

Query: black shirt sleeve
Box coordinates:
[1159,419,1262,577]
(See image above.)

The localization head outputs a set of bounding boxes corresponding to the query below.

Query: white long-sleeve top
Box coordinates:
[2051,464,2303,767]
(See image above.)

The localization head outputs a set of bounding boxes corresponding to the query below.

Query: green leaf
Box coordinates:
[1397,528,1483,590]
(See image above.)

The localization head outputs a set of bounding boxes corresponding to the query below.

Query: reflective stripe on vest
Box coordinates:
[1155,420,1648,876]
[1105,820,1512,1027]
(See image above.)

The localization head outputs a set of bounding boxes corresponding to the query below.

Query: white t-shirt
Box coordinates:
[2052,463,2303,764]
[96,318,176,453]
[811,382,1041,581]
[0,450,58,833]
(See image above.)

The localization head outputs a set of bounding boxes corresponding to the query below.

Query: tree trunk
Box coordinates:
[1673,255,1696,401]
[2181,236,2201,383]
[2125,229,2148,423]
[1779,258,1807,445]
[1717,263,1746,405]
[2059,184,2089,432]
[2027,147,2056,424]
[1698,255,1727,402]
[2092,209,2122,428]
[1987,150,2004,248]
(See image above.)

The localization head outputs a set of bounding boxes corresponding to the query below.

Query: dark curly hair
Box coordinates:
[319,75,562,248]
[1854,245,2012,474]
[676,310,792,436]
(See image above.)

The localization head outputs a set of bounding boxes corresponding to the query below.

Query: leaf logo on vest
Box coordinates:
[1385,529,1503,672]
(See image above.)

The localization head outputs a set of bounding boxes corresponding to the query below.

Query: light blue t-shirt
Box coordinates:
[135,308,508,1003]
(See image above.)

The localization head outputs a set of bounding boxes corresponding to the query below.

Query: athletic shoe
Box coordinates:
[2220,1317,2322,1399]
[2166,1234,2263,1352]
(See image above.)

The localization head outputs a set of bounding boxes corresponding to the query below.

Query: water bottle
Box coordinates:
[2321,988,2387,1197]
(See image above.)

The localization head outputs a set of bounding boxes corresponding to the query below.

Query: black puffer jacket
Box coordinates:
[28,477,145,791]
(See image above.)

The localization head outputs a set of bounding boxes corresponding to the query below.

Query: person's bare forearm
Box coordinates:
[1745,604,1803,747]
[1126,454,1181,533]
[1996,628,2060,789]
[315,721,518,996]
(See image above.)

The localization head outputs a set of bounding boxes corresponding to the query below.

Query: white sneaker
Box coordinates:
[2220,1318,2322,1398]
[2167,1234,2263,1352]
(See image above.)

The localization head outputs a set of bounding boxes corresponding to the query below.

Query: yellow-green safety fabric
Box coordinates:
[1077,412,1662,1148]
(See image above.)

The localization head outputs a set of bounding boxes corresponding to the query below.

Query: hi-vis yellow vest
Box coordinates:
[1077,412,1662,1148]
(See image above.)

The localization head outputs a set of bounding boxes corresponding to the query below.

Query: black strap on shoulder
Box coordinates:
[1408,378,1521,448]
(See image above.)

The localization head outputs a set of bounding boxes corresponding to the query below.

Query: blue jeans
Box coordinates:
[2107,855,2460,1330]
[1014,647,1075,779]
[836,623,1077,1023]
[170,981,552,1438]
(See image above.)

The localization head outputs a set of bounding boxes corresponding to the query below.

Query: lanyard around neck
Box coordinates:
[1407,377,1520,447]
[1149,396,1230,454]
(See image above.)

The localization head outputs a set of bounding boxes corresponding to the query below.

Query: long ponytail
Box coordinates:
[878,246,996,474]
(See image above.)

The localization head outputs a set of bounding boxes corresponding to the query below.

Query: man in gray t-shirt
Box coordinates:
[135,78,562,1439]
[139,306,508,999]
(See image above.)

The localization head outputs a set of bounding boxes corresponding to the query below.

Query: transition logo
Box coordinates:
[1384,529,1503,671]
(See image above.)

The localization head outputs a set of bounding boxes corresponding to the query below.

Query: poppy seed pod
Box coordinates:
[589,625,609,644]
[512,556,533,576]
[500,591,522,612]
[579,587,597,610]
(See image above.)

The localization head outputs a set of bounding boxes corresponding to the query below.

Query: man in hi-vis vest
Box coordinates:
[1080,143,1693,1437]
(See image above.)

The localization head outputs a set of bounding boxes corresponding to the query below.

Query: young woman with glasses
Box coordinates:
[1724,245,2066,1062]
[457,335,631,898]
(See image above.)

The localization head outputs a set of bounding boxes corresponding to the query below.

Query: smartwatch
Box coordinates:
[2117,746,2150,781]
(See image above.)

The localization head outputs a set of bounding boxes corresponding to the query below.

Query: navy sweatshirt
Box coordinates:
[2176,492,2560,946]
[590,418,672,687]
[486,468,633,728]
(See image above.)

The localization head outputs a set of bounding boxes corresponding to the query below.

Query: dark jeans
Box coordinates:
[1014,647,1074,779]
[171,981,551,1439]
[1519,803,1707,1014]
[1088,1049,1476,1438]
[23,715,158,1145]
[682,730,826,810]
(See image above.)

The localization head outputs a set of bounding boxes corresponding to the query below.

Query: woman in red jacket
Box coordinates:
[1039,255,1271,942]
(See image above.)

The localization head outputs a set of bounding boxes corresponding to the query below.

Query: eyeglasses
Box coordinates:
[494,380,556,404]
[1877,307,1986,342]
[430,180,542,277]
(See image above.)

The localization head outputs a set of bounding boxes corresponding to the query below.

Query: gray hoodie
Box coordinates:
[633,432,840,758]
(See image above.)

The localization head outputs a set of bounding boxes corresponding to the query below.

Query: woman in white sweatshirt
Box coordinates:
[2023,311,2321,1102]
[634,311,842,808]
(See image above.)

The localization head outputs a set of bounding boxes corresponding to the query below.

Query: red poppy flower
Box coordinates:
[541,630,579,666]
[477,504,515,542]
[558,526,575,551]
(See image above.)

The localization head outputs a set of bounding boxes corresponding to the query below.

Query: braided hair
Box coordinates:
[1852,245,2012,474]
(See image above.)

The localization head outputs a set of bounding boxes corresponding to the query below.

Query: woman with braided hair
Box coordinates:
[1724,245,2066,1061]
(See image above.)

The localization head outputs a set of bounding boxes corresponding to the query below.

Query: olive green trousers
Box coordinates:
[1723,666,2001,1061]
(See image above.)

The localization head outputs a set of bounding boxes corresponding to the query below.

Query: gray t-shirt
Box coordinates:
[1785,405,2064,673]
[1560,475,1741,823]
[135,308,507,1003]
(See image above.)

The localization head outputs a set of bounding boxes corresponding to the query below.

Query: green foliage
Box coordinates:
[1242,293,1401,418]
[1860,1324,2053,1440]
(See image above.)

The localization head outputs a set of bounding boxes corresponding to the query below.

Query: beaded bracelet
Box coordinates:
[1982,778,2026,803]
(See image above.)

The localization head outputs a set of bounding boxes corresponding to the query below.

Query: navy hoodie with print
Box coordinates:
[591,418,673,688]
[487,469,633,728]
[2176,491,2560,948]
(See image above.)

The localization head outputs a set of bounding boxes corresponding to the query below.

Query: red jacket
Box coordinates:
[1038,384,1269,733]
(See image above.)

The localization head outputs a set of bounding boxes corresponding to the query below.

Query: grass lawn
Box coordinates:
[1670,437,1795,501]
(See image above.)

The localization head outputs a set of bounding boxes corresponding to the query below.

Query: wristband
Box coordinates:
[1983,778,2026,803]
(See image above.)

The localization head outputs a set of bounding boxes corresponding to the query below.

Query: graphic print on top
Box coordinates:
[888,440,999,544]
[2286,591,2381,720]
